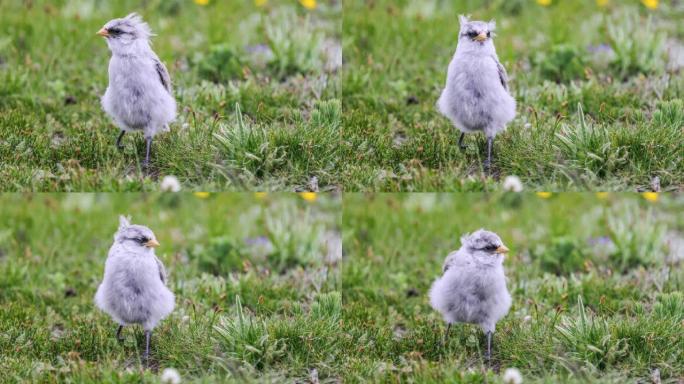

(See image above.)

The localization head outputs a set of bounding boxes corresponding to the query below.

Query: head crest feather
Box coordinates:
[118,215,131,230]
[123,12,153,39]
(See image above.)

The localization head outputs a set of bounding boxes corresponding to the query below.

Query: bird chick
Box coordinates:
[95,216,175,361]
[429,229,512,360]
[437,16,516,172]
[98,13,176,168]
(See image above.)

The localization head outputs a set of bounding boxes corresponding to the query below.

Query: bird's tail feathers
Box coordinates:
[428,277,449,314]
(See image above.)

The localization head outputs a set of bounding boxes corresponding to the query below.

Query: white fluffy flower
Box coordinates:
[160,175,181,192]
[503,367,523,384]
[503,176,523,192]
[161,368,181,384]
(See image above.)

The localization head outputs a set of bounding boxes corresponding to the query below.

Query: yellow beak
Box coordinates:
[474,32,488,42]
[97,28,109,37]
[495,245,509,254]
[144,239,160,248]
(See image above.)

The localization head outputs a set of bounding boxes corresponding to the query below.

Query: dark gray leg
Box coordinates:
[485,331,492,360]
[143,137,152,168]
[143,330,151,361]
[116,325,124,342]
[458,132,466,150]
[443,323,451,346]
[484,137,493,172]
[116,131,125,150]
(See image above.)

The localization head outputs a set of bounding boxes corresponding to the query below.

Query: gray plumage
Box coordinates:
[437,16,516,171]
[429,229,511,359]
[98,13,176,167]
[94,215,174,360]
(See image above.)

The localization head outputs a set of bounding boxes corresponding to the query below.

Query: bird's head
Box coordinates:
[97,13,152,54]
[115,215,160,252]
[457,15,497,53]
[461,229,509,264]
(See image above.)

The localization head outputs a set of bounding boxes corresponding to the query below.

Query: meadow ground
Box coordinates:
[0,0,341,192]
[0,193,342,382]
[342,193,684,382]
[342,0,684,192]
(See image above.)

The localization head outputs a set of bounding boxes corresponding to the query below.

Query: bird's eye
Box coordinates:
[466,31,478,38]
[108,28,124,36]
[484,245,498,251]
[136,236,149,244]
[487,31,491,37]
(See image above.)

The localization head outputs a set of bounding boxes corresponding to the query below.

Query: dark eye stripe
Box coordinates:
[130,236,149,243]
[108,27,124,35]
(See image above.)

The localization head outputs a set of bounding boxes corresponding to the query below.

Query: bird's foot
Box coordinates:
[116,325,124,342]
[142,157,151,172]
[143,330,152,367]
[115,131,126,151]
[484,351,491,361]
[143,138,152,172]
[457,133,467,152]
[483,160,492,173]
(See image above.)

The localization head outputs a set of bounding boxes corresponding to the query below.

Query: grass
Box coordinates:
[341,193,684,382]
[1,193,682,383]
[0,0,341,192]
[0,193,342,382]
[341,0,684,191]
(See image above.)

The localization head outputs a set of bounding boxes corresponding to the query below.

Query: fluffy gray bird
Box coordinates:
[98,13,176,168]
[95,216,175,361]
[429,229,511,360]
[437,16,516,171]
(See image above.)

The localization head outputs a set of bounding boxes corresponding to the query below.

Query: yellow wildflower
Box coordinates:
[595,192,609,199]
[194,0,209,5]
[299,192,317,202]
[641,192,658,202]
[536,0,552,6]
[254,0,267,7]
[254,192,268,200]
[536,192,552,199]
[299,0,317,10]
[596,0,609,6]
[641,0,658,9]
[194,192,210,199]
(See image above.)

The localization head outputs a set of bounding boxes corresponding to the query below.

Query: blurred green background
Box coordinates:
[0,0,341,191]
[342,192,684,382]
[0,192,342,382]
[342,0,684,191]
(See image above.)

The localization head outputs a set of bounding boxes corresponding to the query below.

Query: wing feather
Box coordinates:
[442,254,455,273]
[155,256,167,285]
[494,57,509,92]
[153,57,172,94]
